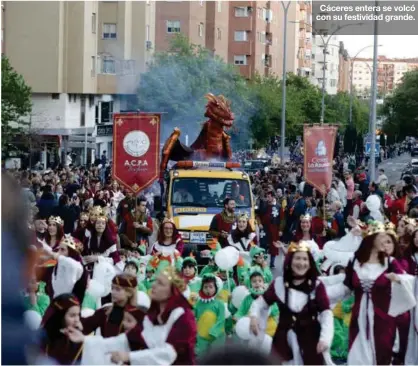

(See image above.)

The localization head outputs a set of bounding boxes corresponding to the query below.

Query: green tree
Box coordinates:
[382,70,418,140]
[136,34,254,148]
[1,55,32,157]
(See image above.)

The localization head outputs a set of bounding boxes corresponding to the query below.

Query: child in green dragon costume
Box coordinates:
[248,246,273,284]
[234,268,279,337]
[181,256,201,306]
[22,279,50,317]
[216,269,236,335]
[194,274,226,358]
[331,294,354,363]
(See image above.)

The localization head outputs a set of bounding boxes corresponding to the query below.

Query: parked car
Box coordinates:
[411,145,418,157]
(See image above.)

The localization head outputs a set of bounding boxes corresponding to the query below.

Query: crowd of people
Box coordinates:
[2,144,418,365]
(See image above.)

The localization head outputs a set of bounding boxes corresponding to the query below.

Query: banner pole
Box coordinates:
[322,184,327,236]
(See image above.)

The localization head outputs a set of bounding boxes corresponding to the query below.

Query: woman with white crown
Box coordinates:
[148,218,184,275]
[324,221,416,365]
[249,241,334,365]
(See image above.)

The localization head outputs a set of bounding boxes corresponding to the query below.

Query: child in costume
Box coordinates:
[194,274,226,357]
[181,256,202,305]
[22,277,50,317]
[200,239,222,276]
[249,246,273,284]
[216,269,236,335]
[143,263,155,293]
[234,268,279,337]
[123,261,148,293]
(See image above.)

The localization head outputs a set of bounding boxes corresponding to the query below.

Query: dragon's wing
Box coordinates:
[160,129,194,174]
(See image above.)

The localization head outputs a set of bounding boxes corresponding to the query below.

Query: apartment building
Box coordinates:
[3,1,155,165]
[311,35,339,95]
[337,41,350,92]
[352,56,418,98]
[275,1,313,78]
[1,2,4,54]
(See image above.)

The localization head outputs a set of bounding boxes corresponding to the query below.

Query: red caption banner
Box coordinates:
[112,113,161,193]
[303,125,338,194]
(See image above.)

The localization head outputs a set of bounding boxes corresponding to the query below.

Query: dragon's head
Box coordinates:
[204,93,235,128]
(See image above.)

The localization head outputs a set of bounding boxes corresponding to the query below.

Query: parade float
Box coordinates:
[157,93,255,263]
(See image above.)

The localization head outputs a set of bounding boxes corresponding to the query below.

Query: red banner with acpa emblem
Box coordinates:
[112,113,161,193]
[303,125,338,194]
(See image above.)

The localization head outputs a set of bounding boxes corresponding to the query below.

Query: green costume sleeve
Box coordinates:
[82,292,97,311]
[37,294,50,316]
[262,267,273,284]
[342,295,355,313]
[269,303,279,318]
[237,264,249,285]
[22,295,37,312]
[234,295,253,320]
[137,282,147,292]
[209,300,225,339]
[175,257,183,272]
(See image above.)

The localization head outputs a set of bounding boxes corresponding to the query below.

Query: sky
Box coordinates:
[338,35,418,59]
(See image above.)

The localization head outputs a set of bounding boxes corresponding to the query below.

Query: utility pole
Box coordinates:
[369,0,379,182]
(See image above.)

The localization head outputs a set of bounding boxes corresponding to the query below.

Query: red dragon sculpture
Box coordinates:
[160,93,235,175]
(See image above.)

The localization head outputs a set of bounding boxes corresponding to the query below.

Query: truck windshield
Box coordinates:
[171,178,252,208]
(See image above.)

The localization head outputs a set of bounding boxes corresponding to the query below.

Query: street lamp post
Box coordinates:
[369,0,379,182]
[280,1,291,164]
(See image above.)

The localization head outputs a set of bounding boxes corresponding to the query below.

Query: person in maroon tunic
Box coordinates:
[66,266,197,365]
[81,274,138,337]
[209,198,236,248]
[249,241,334,364]
[257,191,281,268]
[40,293,84,365]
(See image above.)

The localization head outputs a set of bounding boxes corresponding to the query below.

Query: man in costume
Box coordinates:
[209,198,236,248]
[257,191,281,268]
[119,196,153,250]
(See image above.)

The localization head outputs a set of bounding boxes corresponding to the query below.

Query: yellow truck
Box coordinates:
[159,160,255,262]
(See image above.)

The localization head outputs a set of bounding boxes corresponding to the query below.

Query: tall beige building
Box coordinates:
[3,1,155,163]
[154,0,230,62]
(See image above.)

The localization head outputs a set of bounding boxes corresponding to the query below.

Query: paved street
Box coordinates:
[378,153,411,184]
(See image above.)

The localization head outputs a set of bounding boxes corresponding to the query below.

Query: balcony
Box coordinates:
[299,38,305,48]
[231,40,253,56]
[237,64,252,79]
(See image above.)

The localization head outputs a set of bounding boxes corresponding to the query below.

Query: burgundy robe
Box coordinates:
[344,258,405,365]
[258,202,280,256]
[261,279,330,364]
[81,306,125,338]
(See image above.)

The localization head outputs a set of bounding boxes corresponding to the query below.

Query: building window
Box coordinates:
[217,28,221,40]
[217,0,221,12]
[198,23,204,37]
[234,55,247,65]
[234,7,248,17]
[234,31,247,42]
[102,23,117,39]
[101,56,116,74]
[51,93,60,100]
[92,13,96,33]
[330,79,337,87]
[101,101,114,123]
[260,32,266,43]
[200,0,203,6]
[167,20,180,33]
[91,56,96,76]
[257,8,262,18]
